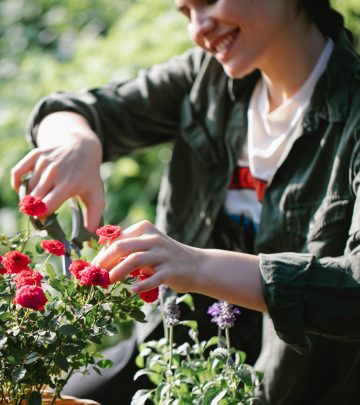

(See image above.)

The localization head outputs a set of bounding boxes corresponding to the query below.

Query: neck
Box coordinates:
[261,23,327,112]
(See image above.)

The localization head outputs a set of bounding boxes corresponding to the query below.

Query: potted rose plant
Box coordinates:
[0,195,148,405]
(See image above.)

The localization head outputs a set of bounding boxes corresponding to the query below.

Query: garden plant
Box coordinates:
[0,196,148,405]
[132,289,263,405]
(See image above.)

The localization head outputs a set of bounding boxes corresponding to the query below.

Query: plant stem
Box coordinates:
[168,325,174,370]
[225,327,231,355]
[165,325,174,402]
[159,289,169,342]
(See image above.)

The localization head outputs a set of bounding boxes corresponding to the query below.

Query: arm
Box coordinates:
[93,178,360,351]
[93,220,267,313]
[11,48,207,230]
[11,112,104,231]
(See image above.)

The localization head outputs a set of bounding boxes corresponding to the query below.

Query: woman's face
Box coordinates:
[175,0,300,78]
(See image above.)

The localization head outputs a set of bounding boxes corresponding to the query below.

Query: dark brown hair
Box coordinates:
[297,0,353,41]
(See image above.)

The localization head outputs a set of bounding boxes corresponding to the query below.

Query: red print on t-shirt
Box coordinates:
[229,166,267,201]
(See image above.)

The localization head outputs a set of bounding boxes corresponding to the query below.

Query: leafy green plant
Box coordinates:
[133,291,263,405]
[0,206,145,405]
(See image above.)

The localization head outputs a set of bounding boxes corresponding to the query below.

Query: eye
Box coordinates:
[206,0,218,3]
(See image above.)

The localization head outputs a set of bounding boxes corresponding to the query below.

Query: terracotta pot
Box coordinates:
[40,392,101,405]
[16,391,101,405]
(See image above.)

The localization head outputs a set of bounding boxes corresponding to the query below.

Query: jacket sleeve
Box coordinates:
[259,136,360,354]
[26,48,207,162]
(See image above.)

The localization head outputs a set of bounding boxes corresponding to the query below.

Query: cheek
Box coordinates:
[187,24,206,49]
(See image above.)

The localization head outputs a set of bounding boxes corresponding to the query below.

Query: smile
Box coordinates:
[212,29,239,54]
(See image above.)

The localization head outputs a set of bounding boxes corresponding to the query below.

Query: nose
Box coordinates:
[188,9,215,44]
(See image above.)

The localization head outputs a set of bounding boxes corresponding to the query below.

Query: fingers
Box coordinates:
[81,187,105,233]
[94,234,159,270]
[11,149,41,191]
[108,250,159,282]
[131,271,166,293]
[121,220,158,238]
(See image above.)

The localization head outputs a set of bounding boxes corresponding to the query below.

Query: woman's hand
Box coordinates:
[11,112,105,232]
[93,220,203,294]
[93,220,267,312]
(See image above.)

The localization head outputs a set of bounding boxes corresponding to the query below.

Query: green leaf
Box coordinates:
[210,390,227,405]
[135,353,146,368]
[24,352,41,364]
[27,390,42,405]
[66,282,77,296]
[59,324,79,336]
[205,336,219,349]
[0,336,8,348]
[130,389,154,405]
[154,383,171,403]
[12,365,26,383]
[237,368,252,387]
[179,320,198,331]
[203,387,221,405]
[176,293,195,311]
[97,359,113,369]
[0,312,11,322]
[102,324,119,336]
[133,368,160,381]
[45,262,56,278]
[35,242,44,254]
[55,354,69,372]
[50,278,63,291]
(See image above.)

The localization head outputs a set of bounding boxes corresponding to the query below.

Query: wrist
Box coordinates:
[37,112,101,149]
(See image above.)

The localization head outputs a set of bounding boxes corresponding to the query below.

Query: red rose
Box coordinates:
[0,256,5,275]
[40,239,66,256]
[2,251,31,274]
[14,270,43,288]
[14,285,47,311]
[69,259,91,279]
[19,195,47,217]
[80,265,111,289]
[130,268,142,278]
[138,275,159,303]
[96,225,122,245]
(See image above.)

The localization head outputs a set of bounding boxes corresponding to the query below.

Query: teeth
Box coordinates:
[215,32,237,53]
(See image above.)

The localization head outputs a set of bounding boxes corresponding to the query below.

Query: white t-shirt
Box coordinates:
[224,38,334,231]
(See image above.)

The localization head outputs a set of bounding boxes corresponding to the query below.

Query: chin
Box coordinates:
[223,64,246,79]
[222,63,250,79]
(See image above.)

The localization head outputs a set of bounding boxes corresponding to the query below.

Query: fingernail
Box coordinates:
[131,285,139,292]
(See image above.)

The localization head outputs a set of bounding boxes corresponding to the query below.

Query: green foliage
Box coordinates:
[0,221,145,404]
[133,295,262,404]
[0,0,191,233]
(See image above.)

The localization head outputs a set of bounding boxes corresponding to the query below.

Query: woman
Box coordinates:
[12,0,360,404]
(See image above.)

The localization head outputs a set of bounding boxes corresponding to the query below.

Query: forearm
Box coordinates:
[190,248,267,312]
[36,111,102,152]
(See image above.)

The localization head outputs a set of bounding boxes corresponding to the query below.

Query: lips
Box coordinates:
[211,28,239,55]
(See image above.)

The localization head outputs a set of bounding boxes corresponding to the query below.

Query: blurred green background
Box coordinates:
[0,0,359,235]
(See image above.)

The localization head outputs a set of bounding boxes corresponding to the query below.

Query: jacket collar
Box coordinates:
[229,29,360,124]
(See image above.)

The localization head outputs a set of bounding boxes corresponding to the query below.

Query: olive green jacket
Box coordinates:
[28,30,360,404]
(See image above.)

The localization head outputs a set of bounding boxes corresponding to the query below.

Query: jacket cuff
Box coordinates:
[259,252,315,354]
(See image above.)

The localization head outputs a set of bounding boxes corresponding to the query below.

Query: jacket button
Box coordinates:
[205,217,211,226]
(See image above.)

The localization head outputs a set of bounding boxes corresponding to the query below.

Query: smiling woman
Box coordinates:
[10,0,360,403]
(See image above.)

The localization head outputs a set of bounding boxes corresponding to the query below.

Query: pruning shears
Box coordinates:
[19,179,98,278]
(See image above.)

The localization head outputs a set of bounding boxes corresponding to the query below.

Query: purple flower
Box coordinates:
[165,296,181,327]
[207,301,241,330]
